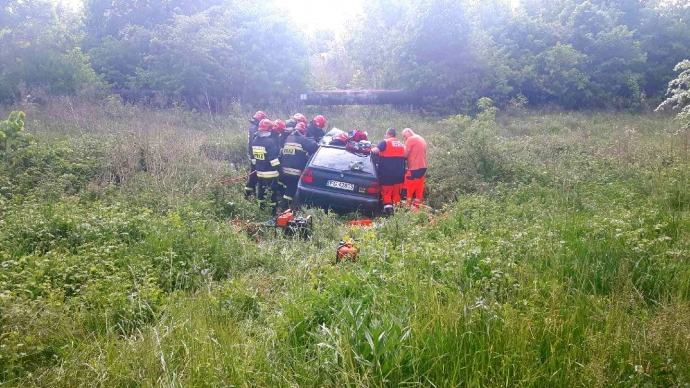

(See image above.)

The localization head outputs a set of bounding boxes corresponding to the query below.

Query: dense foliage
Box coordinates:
[1,0,308,107]
[334,0,690,111]
[0,0,103,103]
[2,0,690,111]
[84,1,309,108]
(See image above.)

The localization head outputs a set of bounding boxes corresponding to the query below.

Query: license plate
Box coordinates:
[327,180,355,191]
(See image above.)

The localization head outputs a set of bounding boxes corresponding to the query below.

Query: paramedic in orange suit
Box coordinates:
[401,128,427,205]
[371,128,406,215]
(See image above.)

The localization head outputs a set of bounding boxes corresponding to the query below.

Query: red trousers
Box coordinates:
[381,183,403,205]
[404,169,426,202]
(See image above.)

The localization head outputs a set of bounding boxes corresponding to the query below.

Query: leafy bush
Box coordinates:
[425,100,524,207]
[0,111,26,152]
[657,59,690,128]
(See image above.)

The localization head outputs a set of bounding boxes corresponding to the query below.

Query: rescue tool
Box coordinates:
[336,240,359,263]
[274,209,313,238]
[231,209,312,242]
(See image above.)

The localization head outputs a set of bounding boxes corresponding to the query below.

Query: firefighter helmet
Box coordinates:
[258,119,274,132]
[253,111,268,121]
[295,122,307,135]
[293,113,308,125]
[312,115,326,129]
[273,119,286,133]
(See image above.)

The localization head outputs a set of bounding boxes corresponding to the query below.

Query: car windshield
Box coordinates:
[310,147,376,175]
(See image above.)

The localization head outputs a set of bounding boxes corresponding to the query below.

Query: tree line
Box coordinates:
[1,0,689,112]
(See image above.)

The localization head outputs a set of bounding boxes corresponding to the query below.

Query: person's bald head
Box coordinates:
[402,128,415,140]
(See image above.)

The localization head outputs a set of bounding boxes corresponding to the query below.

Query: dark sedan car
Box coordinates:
[295,145,381,214]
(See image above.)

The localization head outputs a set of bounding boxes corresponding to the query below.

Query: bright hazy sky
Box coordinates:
[57,0,518,33]
[275,0,365,33]
[58,0,366,33]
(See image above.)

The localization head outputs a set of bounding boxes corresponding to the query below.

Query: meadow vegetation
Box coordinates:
[0,99,688,387]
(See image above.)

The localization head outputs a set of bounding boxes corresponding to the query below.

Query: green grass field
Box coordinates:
[0,99,688,387]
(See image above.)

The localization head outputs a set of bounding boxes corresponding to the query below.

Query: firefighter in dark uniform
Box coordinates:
[280,118,297,149]
[244,111,268,199]
[306,115,326,142]
[371,128,406,215]
[279,122,319,209]
[272,119,288,200]
[287,113,308,148]
[272,119,287,148]
[250,119,282,214]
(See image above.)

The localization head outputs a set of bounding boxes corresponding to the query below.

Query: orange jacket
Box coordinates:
[376,137,406,185]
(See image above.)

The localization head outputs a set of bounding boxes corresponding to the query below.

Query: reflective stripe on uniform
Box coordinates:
[283,195,293,201]
[257,171,280,178]
[244,187,254,192]
[283,142,304,150]
[278,181,287,188]
[282,143,304,155]
[270,158,280,167]
[252,146,267,161]
[283,167,302,176]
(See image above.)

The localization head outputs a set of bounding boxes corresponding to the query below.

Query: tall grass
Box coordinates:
[0,100,688,386]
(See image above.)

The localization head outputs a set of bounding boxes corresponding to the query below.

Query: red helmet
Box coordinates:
[313,115,326,129]
[258,119,274,132]
[295,122,307,135]
[293,113,308,125]
[273,119,286,133]
[350,130,368,142]
[332,132,349,144]
[253,111,268,121]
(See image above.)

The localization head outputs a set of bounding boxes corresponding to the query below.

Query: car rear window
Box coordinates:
[310,147,376,175]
